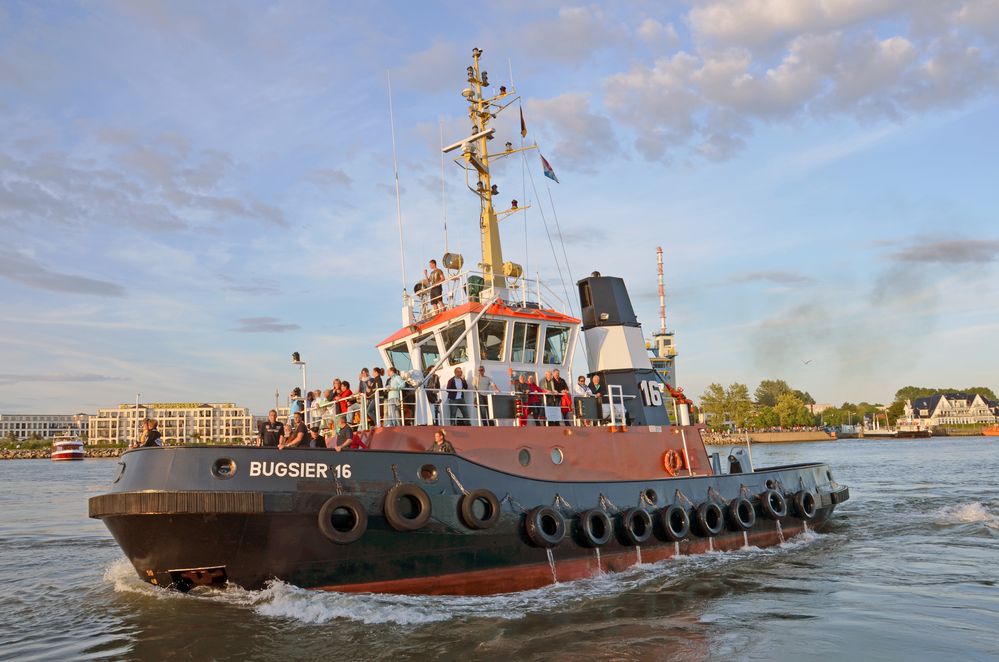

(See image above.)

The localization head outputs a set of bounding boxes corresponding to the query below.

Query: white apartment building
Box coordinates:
[0,413,90,441]
[88,402,253,445]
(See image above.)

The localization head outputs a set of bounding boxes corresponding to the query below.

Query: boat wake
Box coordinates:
[932,501,999,531]
[103,531,823,626]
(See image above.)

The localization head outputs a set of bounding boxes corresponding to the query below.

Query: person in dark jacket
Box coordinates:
[445,367,469,425]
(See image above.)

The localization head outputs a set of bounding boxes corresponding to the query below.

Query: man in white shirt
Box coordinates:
[472,366,500,425]
[573,375,593,397]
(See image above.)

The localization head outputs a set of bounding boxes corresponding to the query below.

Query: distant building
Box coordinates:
[809,403,834,415]
[0,413,90,441]
[88,402,253,445]
[903,393,999,427]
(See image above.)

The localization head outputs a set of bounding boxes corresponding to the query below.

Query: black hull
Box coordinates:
[91,447,848,594]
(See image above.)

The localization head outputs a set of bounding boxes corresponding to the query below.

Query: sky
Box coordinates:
[1,0,997,414]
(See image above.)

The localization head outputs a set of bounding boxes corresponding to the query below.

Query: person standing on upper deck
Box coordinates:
[473,366,500,425]
[446,367,470,425]
[425,259,445,315]
[385,367,405,426]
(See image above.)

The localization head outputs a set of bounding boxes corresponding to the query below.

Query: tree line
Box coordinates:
[698,380,997,430]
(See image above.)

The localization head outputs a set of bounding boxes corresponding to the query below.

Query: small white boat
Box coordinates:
[51,434,85,461]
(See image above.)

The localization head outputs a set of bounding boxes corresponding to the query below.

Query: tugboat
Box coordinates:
[51,433,85,461]
[89,49,849,595]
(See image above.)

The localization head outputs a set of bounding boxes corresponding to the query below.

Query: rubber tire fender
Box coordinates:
[459,489,501,530]
[384,483,432,531]
[759,489,788,519]
[318,495,368,544]
[793,490,817,521]
[524,505,566,548]
[577,508,613,547]
[728,496,757,532]
[695,502,725,537]
[619,507,654,546]
[660,504,691,541]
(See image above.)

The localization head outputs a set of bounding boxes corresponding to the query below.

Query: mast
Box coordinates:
[442,48,534,293]
[657,246,666,334]
[469,48,503,287]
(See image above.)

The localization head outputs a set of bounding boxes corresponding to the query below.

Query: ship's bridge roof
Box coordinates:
[377,301,580,348]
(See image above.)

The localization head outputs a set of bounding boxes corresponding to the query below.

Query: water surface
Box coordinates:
[1,437,996,660]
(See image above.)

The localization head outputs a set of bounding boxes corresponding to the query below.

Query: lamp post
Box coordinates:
[292,352,308,425]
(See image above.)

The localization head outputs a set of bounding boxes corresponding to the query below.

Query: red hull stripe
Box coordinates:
[317,525,804,596]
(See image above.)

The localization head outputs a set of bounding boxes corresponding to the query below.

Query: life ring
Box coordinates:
[695,502,725,537]
[318,495,368,544]
[759,489,788,519]
[659,504,690,541]
[459,489,501,530]
[384,483,432,531]
[793,490,817,521]
[524,505,566,547]
[727,497,757,531]
[577,509,612,547]
[662,449,685,476]
[619,507,654,545]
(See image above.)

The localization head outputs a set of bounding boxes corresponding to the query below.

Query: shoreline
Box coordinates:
[0,448,124,460]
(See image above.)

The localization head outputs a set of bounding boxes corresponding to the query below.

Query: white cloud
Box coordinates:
[525,93,618,170]
[689,0,903,50]
[601,3,999,162]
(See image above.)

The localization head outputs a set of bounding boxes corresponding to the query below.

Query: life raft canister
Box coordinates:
[318,495,368,544]
[525,505,566,547]
[384,483,432,531]
[727,496,757,531]
[619,507,654,546]
[459,489,501,530]
[793,490,817,521]
[659,504,691,541]
[577,508,613,547]
[759,489,788,519]
[695,502,725,537]
[662,449,686,476]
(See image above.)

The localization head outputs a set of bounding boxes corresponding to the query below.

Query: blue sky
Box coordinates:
[1,1,997,414]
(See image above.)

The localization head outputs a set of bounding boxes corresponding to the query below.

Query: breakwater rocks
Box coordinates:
[704,431,836,445]
[0,447,124,460]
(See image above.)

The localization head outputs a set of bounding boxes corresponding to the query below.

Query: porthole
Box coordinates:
[765,479,776,490]
[419,464,438,483]
[211,458,236,480]
[644,488,657,504]
[518,448,531,466]
[550,447,564,465]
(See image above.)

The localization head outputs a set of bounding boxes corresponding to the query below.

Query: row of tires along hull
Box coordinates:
[318,483,819,547]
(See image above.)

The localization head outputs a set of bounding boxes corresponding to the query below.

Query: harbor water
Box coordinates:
[1,437,996,661]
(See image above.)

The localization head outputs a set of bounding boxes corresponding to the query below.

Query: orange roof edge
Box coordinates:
[376,302,580,348]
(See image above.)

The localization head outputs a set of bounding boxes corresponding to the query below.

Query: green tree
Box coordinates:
[774,393,810,427]
[753,406,779,427]
[886,400,905,425]
[699,383,727,428]
[793,390,816,405]
[726,383,754,428]
[754,379,792,407]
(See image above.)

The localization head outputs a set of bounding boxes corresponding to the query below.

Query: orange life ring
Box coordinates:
[663,449,685,476]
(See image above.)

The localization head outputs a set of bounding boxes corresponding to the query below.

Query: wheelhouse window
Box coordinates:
[477,319,507,361]
[511,321,539,364]
[386,342,413,372]
[414,333,440,372]
[543,326,570,364]
[439,321,468,364]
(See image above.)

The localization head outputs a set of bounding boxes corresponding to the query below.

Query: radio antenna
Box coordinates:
[387,71,407,297]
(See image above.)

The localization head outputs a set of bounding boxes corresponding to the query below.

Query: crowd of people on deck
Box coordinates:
[257,365,612,451]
